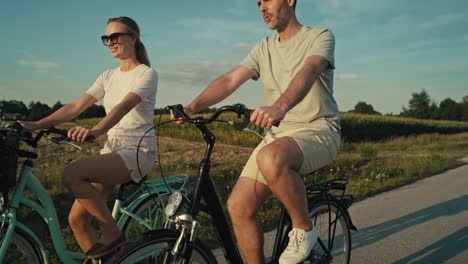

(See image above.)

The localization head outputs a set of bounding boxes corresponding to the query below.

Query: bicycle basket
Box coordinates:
[0,125,20,196]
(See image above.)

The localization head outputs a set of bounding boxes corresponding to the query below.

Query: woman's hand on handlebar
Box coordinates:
[250,105,284,128]
[68,126,99,142]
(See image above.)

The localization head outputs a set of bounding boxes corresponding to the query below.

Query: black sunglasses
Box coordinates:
[101,32,133,46]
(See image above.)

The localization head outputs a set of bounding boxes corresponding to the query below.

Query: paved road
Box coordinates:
[213,156,468,263]
[349,156,468,264]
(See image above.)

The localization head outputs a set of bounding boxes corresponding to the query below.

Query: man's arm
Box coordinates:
[185,65,254,114]
[251,55,330,128]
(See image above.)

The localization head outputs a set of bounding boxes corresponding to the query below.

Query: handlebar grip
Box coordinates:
[247,109,281,127]
[85,135,95,143]
[168,104,187,119]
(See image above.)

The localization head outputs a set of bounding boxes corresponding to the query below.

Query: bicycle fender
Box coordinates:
[141,228,180,239]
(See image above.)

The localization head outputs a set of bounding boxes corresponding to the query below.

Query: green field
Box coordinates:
[12,115,468,259]
[77,112,468,145]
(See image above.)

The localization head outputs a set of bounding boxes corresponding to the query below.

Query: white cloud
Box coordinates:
[159,61,235,86]
[233,42,252,50]
[176,17,266,41]
[420,11,468,29]
[336,73,360,81]
[17,60,60,70]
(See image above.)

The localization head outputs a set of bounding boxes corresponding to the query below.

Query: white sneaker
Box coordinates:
[279,227,318,264]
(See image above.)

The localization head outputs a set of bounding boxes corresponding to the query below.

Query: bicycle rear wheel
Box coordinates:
[106,230,217,264]
[121,193,168,241]
[0,227,43,264]
[307,200,351,264]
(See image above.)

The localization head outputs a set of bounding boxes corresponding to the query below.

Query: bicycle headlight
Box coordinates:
[165,191,183,217]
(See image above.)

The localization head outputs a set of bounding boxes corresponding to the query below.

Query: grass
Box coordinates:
[9,119,468,258]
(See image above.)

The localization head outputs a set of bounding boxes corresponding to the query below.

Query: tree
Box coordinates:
[51,101,64,113]
[401,89,437,119]
[0,100,29,116]
[27,101,52,121]
[436,98,462,121]
[352,101,381,115]
[462,95,468,121]
[79,104,105,119]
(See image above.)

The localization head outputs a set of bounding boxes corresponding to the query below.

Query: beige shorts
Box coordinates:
[100,137,157,183]
[240,128,341,185]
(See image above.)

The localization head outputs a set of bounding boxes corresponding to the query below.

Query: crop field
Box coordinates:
[11,116,468,258]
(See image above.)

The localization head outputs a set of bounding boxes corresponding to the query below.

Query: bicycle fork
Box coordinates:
[170,214,200,260]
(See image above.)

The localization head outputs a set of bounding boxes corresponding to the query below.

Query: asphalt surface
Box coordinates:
[213,156,468,263]
[348,156,468,264]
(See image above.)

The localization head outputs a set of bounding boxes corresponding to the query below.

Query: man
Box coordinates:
[172,0,340,263]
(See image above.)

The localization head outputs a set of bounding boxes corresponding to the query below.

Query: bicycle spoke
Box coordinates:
[308,201,351,264]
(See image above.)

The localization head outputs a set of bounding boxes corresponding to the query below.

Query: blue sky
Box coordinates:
[2,0,467,114]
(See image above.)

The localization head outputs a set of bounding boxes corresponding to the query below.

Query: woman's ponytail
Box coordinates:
[107,16,151,67]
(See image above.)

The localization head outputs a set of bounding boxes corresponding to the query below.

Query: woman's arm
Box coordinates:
[68,92,142,142]
[19,93,97,131]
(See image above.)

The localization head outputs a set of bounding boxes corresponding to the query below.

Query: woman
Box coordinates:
[19,16,158,260]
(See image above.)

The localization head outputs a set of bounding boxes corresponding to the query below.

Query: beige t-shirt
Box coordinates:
[86,64,158,139]
[241,26,340,133]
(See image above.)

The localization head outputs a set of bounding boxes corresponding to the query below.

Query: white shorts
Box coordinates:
[100,137,157,183]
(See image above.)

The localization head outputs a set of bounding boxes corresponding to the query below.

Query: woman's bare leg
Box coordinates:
[68,183,113,252]
[62,153,131,247]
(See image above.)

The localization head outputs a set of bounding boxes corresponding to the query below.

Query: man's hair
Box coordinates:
[293,0,297,10]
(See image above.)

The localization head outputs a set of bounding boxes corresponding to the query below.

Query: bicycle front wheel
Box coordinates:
[307,200,351,264]
[107,230,217,264]
[0,227,43,264]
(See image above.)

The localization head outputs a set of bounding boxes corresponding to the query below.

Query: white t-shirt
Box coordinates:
[86,64,158,139]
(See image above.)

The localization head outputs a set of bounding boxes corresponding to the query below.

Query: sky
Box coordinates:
[1,0,467,115]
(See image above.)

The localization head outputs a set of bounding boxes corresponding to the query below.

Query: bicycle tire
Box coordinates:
[0,227,43,264]
[121,192,169,241]
[106,230,217,264]
[306,200,352,264]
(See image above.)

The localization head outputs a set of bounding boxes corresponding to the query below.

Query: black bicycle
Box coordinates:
[106,104,357,264]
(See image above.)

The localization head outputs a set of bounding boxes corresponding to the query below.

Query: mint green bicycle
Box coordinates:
[0,122,188,263]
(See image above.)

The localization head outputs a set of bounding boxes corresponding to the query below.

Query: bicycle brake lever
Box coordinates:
[58,140,82,151]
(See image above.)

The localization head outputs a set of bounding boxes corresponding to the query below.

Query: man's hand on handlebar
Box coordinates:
[170,106,194,125]
[250,105,284,129]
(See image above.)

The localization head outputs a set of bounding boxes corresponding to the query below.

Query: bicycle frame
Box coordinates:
[0,163,79,263]
[165,104,357,264]
[175,121,292,263]
[0,159,188,264]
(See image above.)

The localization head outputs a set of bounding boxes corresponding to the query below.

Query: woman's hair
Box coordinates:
[108,16,151,67]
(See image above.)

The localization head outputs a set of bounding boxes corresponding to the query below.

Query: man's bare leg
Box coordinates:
[227,178,271,264]
[257,137,311,230]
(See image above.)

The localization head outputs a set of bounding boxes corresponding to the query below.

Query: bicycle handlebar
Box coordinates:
[168,103,279,129]
[168,103,253,130]
[1,122,94,158]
